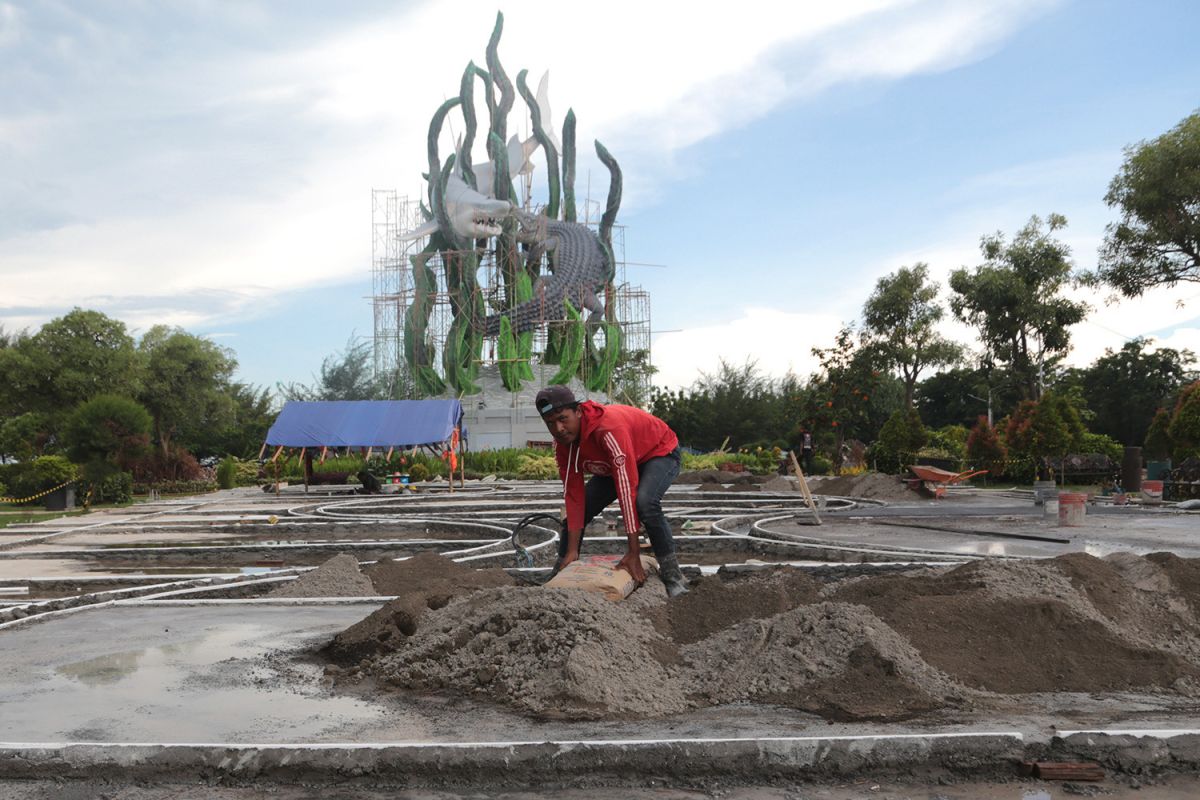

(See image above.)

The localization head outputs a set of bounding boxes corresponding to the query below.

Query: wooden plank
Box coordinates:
[1032,761,1105,781]
[788,450,821,525]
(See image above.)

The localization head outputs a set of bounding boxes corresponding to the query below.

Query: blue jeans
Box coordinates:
[559,447,681,560]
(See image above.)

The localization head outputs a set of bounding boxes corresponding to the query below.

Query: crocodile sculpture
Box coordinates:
[483,210,612,335]
[483,132,622,337]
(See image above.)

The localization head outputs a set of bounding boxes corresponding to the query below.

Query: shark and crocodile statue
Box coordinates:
[402,12,625,396]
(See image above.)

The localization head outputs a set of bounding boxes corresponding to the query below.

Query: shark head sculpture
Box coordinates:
[402,173,514,242]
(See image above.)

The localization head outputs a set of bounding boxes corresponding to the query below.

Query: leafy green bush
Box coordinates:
[95,472,133,504]
[409,463,429,482]
[517,453,557,479]
[1169,381,1200,460]
[5,456,79,504]
[872,408,928,474]
[132,479,217,496]
[927,425,969,460]
[215,456,259,489]
[1078,431,1123,463]
[1144,407,1173,460]
[681,452,757,472]
[216,457,236,489]
[809,453,832,476]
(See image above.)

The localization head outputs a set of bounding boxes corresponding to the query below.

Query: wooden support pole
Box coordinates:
[258,442,268,460]
[319,446,328,464]
[270,445,284,463]
[789,450,822,525]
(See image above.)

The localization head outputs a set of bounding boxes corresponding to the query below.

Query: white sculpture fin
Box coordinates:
[536,71,561,153]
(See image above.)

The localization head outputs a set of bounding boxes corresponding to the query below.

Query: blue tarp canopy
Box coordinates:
[265,400,466,449]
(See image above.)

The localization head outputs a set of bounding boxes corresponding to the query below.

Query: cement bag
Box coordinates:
[545,554,658,601]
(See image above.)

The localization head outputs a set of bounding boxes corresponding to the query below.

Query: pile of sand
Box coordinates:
[330,552,1200,723]
[812,472,917,501]
[760,475,798,493]
[324,552,513,665]
[269,554,377,598]
[374,586,687,719]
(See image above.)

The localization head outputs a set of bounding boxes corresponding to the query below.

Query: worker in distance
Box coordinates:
[535,385,689,598]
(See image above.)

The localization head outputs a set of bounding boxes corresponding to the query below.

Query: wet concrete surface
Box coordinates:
[3,600,1199,747]
[4,484,1200,791]
[0,604,389,743]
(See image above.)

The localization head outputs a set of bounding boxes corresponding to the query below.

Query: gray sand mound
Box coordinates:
[324,552,513,666]
[648,568,819,645]
[812,472,916,501]
[332,553,1200,723]
[680,602,964,720]
[761,475,798,492]
[269,554,376,598]
[375,586,687,719]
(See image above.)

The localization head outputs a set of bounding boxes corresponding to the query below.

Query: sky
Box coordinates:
[2,0,1199,395]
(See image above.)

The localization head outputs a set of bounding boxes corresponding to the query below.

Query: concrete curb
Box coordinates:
[1048,731,1200,774]
[0,733,1024,785]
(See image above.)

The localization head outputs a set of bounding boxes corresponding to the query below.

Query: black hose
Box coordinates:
[510,513,562,568]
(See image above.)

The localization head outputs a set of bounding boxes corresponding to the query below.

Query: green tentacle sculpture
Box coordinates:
[562,109,577,223]
[516,69,560,220]
[400,12,634,398]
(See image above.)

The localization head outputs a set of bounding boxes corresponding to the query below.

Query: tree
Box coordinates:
[1169,381,1200,461]
[0,412,51,462]
[61,394,152,474]
[966,415,1007,477]
[609,348,658,407]
[1075,338,1196,445]
[915,364,1023,429]
[1144,407,1172,460]
[193,383,277,459]
[862,263,963,407]
[0,309,139,441]
[872,407,928,474]
[807,327,896,470]
[137,326,238,458]
[280,337,407,401]
[949,215,1089,400]
[1004,392,1085,480]
[1094,111,1200,297]
[650,359,789,451]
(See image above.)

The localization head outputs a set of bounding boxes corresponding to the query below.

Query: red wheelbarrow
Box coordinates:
[907,465,988,498]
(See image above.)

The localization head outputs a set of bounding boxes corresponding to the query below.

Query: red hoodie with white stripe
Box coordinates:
[554,401,679,535]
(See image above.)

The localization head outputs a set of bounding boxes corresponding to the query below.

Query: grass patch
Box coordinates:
[0,507,90,530]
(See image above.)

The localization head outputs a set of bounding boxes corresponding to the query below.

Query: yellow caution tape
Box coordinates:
[0,480,75,505]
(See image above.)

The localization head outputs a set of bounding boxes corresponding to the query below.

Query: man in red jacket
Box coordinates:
[535,385,689,597]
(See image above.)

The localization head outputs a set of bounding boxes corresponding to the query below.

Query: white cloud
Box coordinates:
[652,307,846,389]
[0,0,1064,372]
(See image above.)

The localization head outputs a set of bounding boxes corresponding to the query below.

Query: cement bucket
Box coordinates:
[1058,492,1087,526]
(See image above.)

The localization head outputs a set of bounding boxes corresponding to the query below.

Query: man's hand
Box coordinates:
[615,548,646,585]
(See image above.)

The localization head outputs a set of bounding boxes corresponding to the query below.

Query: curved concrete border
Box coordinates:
[0,732,1024,785]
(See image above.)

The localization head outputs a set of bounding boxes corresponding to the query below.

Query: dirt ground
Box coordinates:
[2,776,1198,799]
[308,550,1200,724]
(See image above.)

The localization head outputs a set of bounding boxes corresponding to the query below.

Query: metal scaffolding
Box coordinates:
[370,192,653,402]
